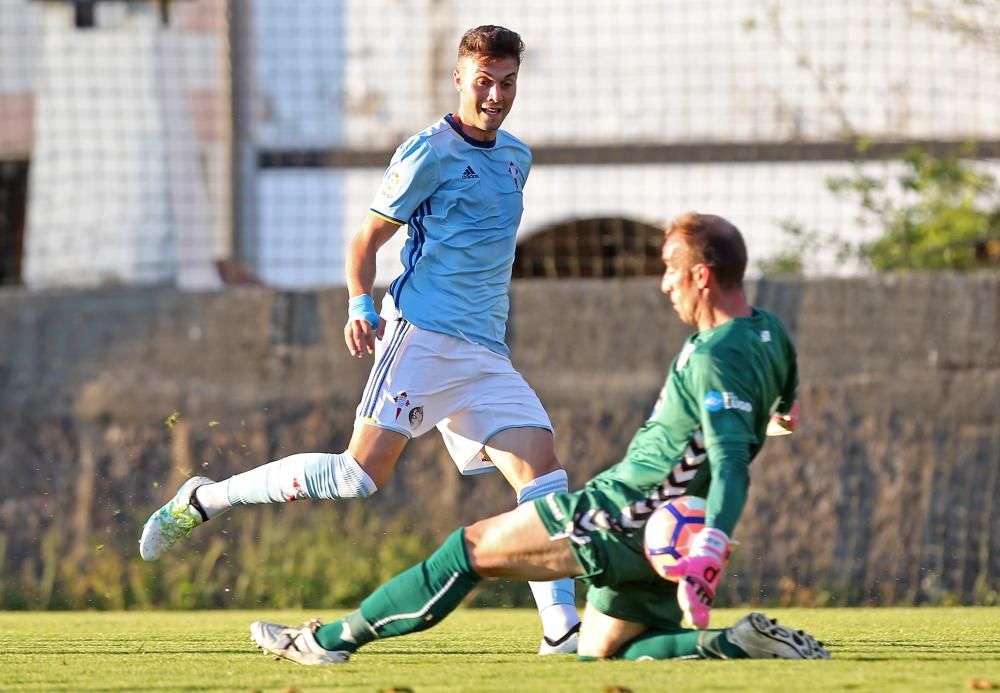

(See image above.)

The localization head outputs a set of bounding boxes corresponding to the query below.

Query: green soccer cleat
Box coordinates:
[250,619,351,666]
[138,476,214,560]
[725,612,831,660]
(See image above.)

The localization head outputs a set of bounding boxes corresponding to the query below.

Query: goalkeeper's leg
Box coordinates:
[250,527,479,666]
[613,626,747,660]
[303,503,583,655]
[577,601,755,660]
[613,613,830,660]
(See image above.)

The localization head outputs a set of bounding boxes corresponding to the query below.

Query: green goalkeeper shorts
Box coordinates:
[534,488,684,628]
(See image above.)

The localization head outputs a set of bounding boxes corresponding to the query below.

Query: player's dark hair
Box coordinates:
[458,25,525,65]
[665,212,748,289]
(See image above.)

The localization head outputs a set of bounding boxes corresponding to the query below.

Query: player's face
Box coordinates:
[453,56,519,141]
[660,237,702,325]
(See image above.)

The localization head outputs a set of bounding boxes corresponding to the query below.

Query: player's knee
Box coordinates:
[462,518,505,577]
[347,426,406,487]
[349,451,397,488]
[529,453,562,477]
[462,522,487,573]
[576,632,621,659]
[576,641,616,659]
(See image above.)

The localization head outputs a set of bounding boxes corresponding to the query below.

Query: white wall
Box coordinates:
[23,2,221,289]
[253,0,1000,150]
[6,1,998,287]
[251,0,1000,286]
[259,156,1000,288]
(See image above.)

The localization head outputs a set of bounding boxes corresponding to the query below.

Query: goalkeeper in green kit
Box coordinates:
[249,212,830,664]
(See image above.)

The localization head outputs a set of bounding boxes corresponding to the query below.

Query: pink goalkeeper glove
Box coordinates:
[766,400,800,437]
[665,527,732,628]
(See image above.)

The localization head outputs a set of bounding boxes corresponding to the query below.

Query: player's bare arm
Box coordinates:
[344,212,402,357]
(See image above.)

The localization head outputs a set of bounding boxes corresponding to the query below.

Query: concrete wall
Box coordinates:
[0,274,997,605]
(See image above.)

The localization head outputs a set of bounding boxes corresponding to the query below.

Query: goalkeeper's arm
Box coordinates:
[767,399,800,437]
[665,440,749,628]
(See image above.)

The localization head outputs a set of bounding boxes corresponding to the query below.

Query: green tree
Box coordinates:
[747,2,1000,275]
[830,145,999,272]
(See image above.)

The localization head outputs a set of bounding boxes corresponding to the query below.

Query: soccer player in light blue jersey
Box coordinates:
[139,25,580,655]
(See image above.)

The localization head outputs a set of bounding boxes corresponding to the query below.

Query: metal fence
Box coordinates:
[1,0,998,288]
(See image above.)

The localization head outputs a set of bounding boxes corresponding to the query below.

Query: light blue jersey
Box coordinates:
[370,114,531,356]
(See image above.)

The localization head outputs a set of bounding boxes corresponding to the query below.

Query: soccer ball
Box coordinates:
[643,495,707,581]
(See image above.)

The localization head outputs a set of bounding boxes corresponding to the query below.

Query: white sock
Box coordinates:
[194,452,377,519]
[516,469,581,639]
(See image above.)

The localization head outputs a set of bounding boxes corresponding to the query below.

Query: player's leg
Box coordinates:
[577,602,647,658]
[250,501,584,665]
[139,315,422,561]
[580,582,740,660]
[613,613,830,660]
[484,426,581,652]
[196,424,405,514]
[463,494,585,579]
[584,579,830,660]
[138,424,405,561]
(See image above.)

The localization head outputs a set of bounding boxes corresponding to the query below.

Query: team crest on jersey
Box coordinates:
[379,169,402,200]
[408,406,424,429]
[507,161,523,190]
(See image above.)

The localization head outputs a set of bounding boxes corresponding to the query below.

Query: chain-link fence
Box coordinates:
[1,0,998,288]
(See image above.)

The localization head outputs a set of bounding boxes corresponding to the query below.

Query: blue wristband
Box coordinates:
[348,294,381,328]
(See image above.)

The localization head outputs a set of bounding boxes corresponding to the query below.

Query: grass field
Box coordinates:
[1,607,998,692]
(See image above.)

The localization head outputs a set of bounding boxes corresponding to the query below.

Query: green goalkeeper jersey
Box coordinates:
[585,307,797,536]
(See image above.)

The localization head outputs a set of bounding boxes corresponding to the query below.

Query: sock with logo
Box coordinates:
[194,452,377,518]
[516,470,580,642]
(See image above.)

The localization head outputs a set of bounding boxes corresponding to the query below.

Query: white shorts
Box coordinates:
[355,298,552,475]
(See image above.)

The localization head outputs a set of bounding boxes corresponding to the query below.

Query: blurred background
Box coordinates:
[2,0,998,290]
[0,1,997,612]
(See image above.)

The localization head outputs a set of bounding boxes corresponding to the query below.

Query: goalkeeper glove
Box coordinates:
[665,527,732,629]
[766,400,800,437]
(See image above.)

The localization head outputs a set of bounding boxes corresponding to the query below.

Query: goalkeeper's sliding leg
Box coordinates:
[247,498,830,664]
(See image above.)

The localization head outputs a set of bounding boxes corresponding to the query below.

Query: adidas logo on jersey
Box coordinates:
[462,165,479,179]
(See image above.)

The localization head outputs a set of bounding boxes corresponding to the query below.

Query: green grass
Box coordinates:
[1,608,998,692]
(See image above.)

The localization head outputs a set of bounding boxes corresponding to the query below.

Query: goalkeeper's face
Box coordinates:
[452,55,519,142]
[660,238,704,325]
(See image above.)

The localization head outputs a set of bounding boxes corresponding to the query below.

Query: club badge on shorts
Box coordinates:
[408,406,423,429]
[393,391,410,419]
